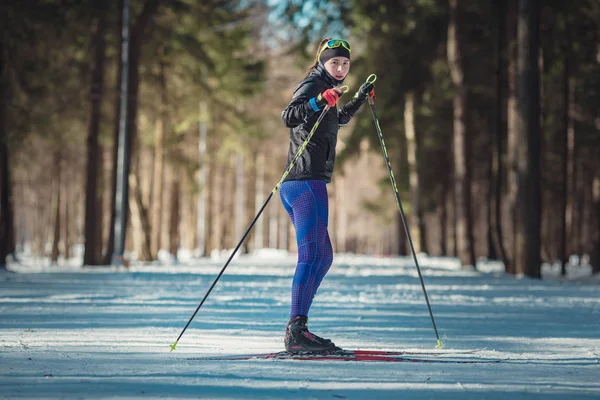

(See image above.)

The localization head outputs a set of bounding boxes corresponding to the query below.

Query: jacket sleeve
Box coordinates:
[338,97,366,127]
[281,79,322,128]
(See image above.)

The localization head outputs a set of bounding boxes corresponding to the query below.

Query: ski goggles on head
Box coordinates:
[319,39,351,55]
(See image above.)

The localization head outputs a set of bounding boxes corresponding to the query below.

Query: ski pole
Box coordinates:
[365,74,442,348]
[170,85,350,351]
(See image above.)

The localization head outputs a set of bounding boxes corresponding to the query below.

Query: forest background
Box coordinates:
[0,0,599,279]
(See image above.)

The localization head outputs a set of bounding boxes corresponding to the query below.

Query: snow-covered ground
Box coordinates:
[1,251,599,399]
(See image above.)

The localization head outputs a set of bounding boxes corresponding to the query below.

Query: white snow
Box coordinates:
[1,251,599,399]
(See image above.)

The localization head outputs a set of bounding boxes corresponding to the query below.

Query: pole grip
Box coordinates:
[366,74,377,105]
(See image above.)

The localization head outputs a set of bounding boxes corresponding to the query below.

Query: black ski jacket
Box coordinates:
[281,64,366,183]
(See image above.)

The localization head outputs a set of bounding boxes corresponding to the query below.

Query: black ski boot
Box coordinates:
[284,316,340,354]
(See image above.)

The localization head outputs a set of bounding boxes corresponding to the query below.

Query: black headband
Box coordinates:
[319,46,351,65]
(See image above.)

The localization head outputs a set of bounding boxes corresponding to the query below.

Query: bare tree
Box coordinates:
[253,152,265,252]
[211,163,224,254]
[235,152,246,252]
[592,150,600,274]
[404,91,424,253]
[105,0,162,263]
[0,32,14,267]
[506,0,519,274]
[84,4,107,266]
[150,58,167,257]
[490,0,509,267]
[131,155,153,261]
[51,151,61,264]
[169,167,180,259]
[447,0,475,268]
[103,0,124,265]
[514,0,542,278]
[560,57,575,276]
[63,164,72,260]
[334,174,347,253]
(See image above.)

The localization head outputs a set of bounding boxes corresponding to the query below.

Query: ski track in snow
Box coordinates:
[1,253,599,399]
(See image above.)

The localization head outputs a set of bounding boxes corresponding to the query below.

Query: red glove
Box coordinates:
[317,88,342,107]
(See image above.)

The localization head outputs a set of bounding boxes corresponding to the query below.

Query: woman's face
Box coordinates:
[323,57,350,80]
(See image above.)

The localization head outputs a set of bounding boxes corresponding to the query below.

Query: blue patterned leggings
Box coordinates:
[280,180,333,318]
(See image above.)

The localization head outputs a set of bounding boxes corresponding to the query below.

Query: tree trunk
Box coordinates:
[197,101,209,256]
[0,140,11,268]
[103,0,123,264]
[150,59,167,257]
[0,31,14,267]
[235,152,245,253]
[515,0,542,278]
[591,158,600,274]
[95,148,104,261]
[253,152,265,252]
[150,115,164,257]
[579,165,593,261]
[447,0,476,268]
[169,170,180,260]
[560,58,574,276]
[28,172,41,256]
[243,155,256,253]
[129,158,153,262]
[63,174,71,260]
[222,164,233,250]
[51,152,61,264]
[396,146,407,256]
[490,0,509,267]
[115,0,163,260]
[395,213,407,255]
[129,171,142,261]
[269,188,278,249]
[439,177,449,256]
[150,117,164,254]
[506,0,519,274]
[84,5,107,266]
[572,149,583,262]
[404,91,422,254]
[205,157,214,255]
[184,182,196,250]
[211,164,223,253]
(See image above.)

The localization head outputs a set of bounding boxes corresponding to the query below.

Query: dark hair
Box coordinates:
[302,38,331,79]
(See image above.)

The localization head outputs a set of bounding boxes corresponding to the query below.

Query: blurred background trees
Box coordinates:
[0,0,598,277]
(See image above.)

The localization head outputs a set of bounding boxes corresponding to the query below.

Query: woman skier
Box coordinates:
[280,38,375,353]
